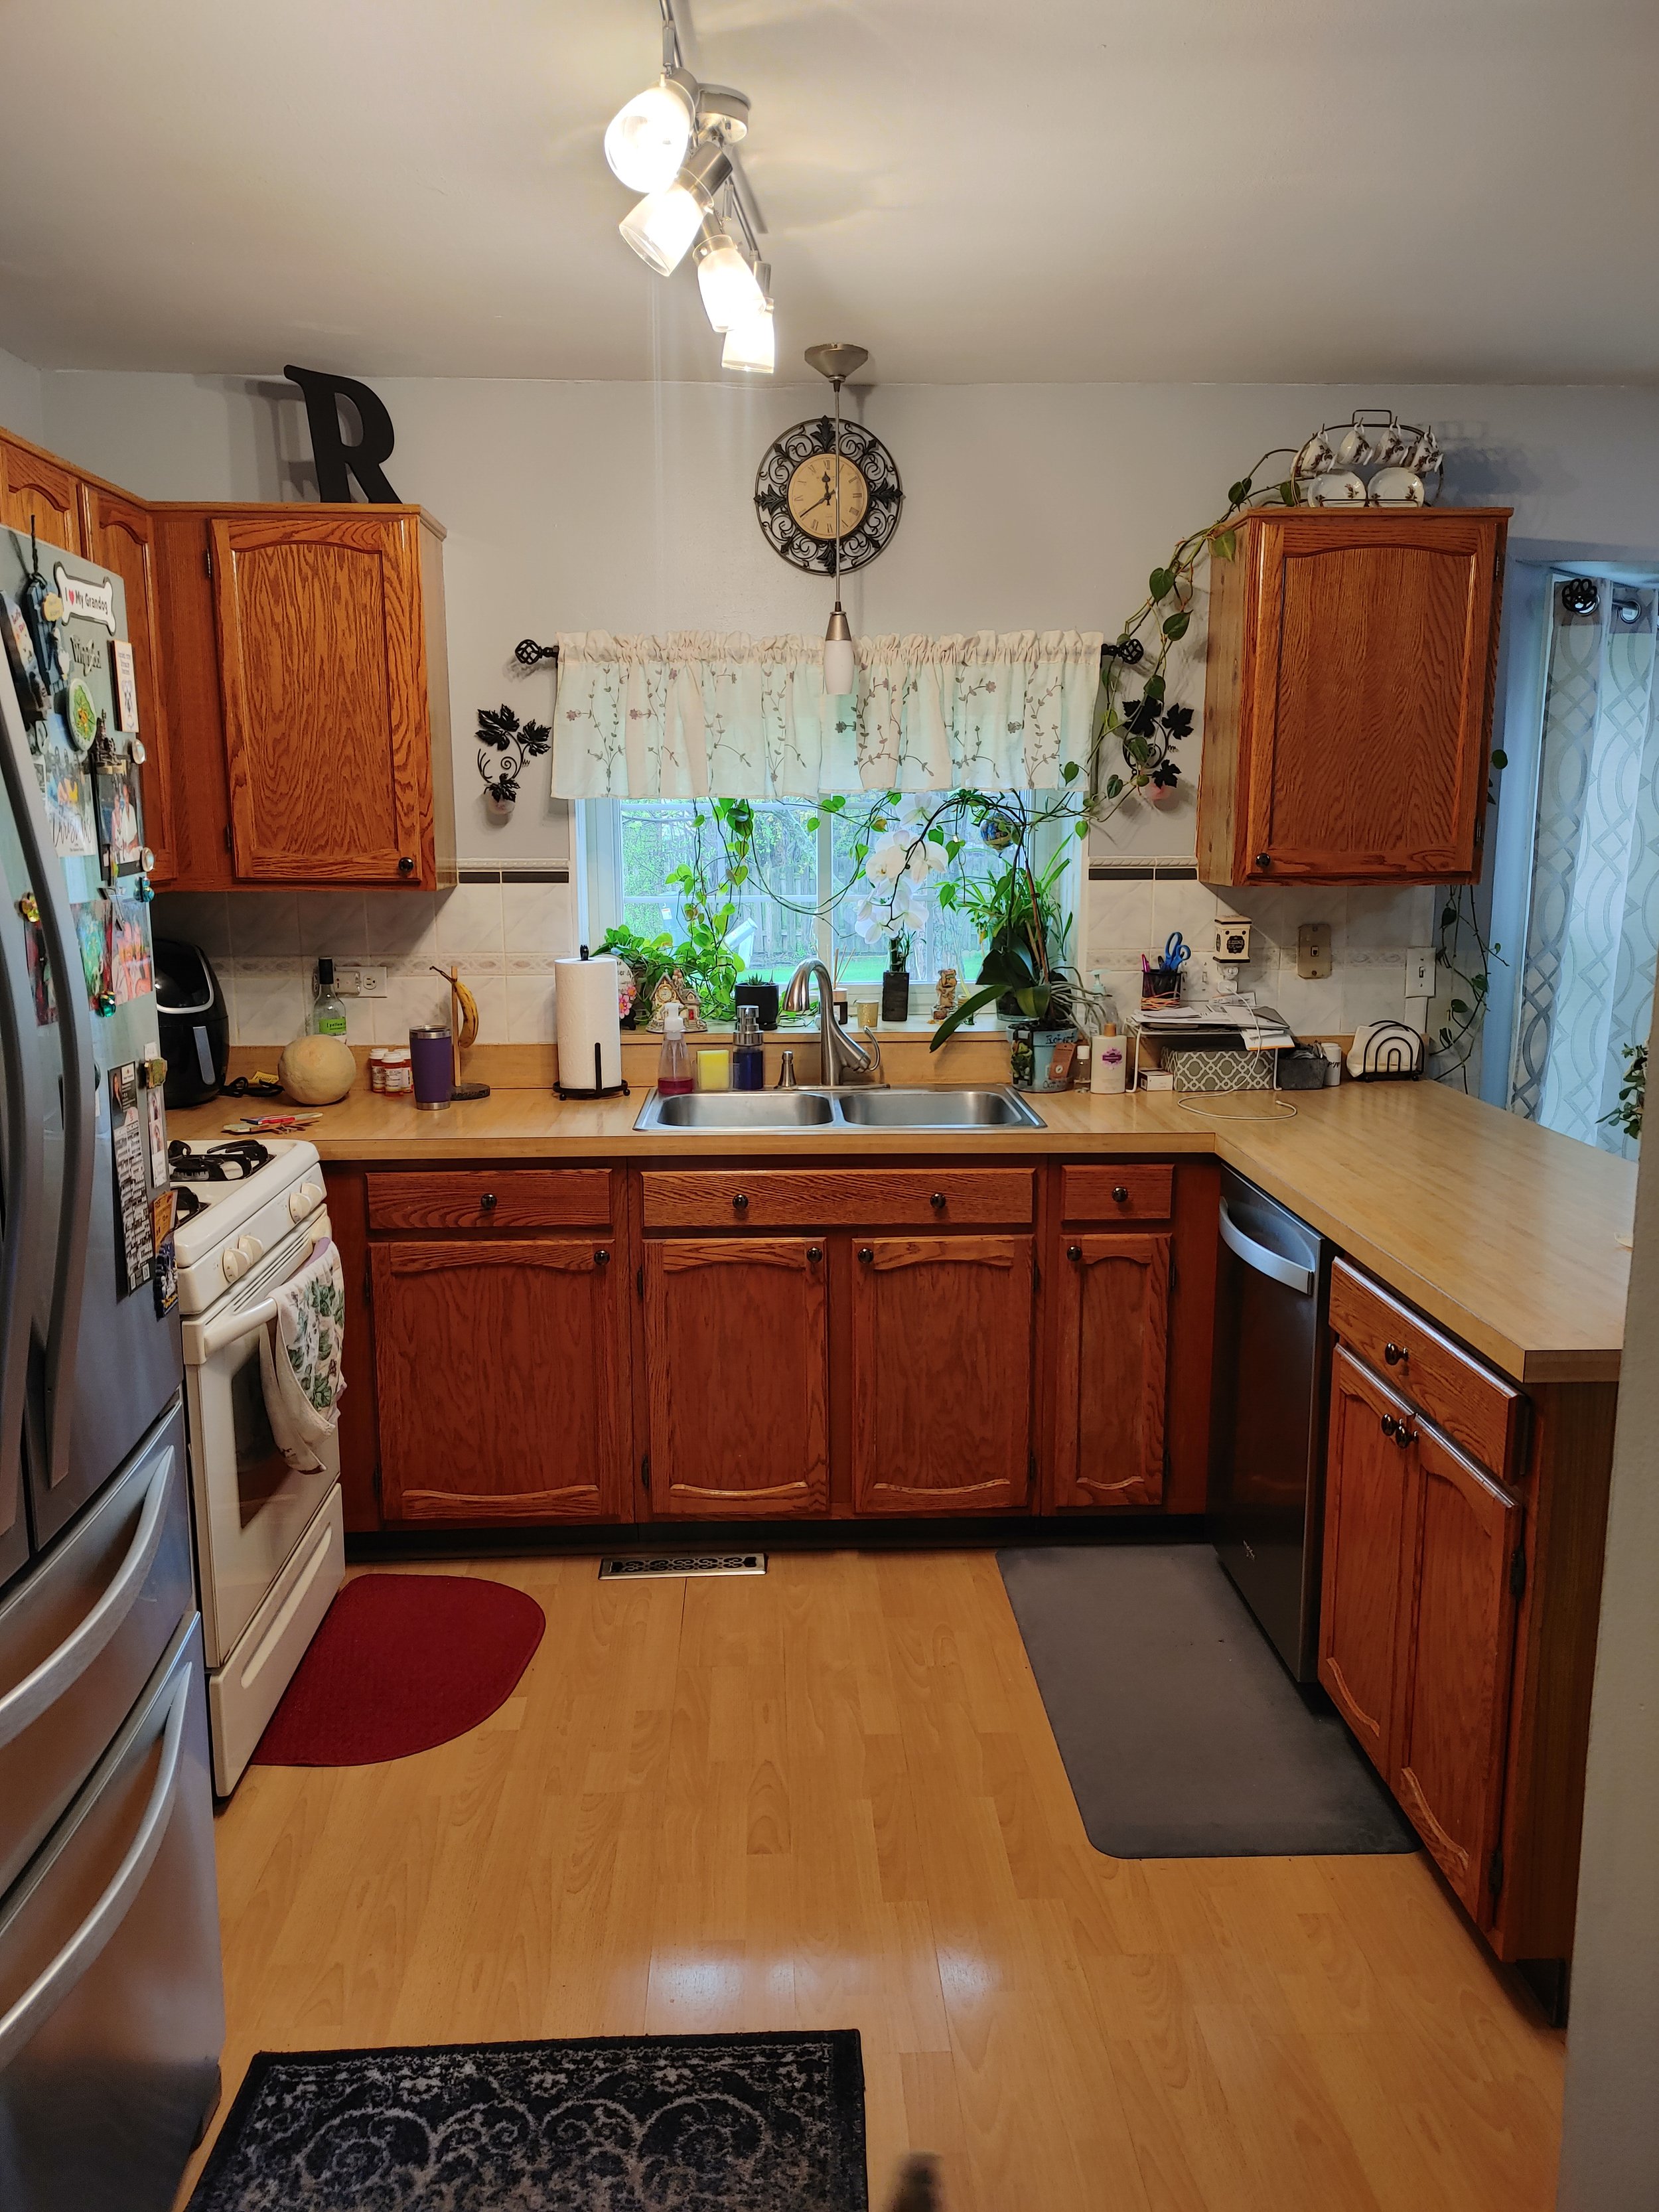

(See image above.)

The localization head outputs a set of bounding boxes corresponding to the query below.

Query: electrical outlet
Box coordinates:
[1406,946,1436,998]
[334,965,388,999]
[1296,922,1333,980]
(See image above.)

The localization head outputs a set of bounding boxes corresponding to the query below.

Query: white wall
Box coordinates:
[0,344,42,445]
[29,370,1659,1040]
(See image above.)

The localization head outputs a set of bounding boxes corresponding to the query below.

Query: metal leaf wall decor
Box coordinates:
[475,703,551,807]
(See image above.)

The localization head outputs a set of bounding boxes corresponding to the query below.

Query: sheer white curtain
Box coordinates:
[549,630,1104,798]
[1508,578,1659,1155]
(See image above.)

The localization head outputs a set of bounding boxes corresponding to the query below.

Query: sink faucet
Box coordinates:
[782,960,881,1086]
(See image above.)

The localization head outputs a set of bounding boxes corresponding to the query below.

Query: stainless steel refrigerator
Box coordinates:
[0,526,224,2208]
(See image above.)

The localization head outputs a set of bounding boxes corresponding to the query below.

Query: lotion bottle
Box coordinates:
[657,1003,693,1096]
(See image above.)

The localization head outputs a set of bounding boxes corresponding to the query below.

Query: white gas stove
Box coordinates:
[169,1133,343,1794]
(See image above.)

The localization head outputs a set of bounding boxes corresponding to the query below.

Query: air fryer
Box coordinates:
[154,938,230,1106]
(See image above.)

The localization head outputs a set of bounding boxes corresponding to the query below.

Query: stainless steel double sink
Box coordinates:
[633,1085,1046,1134]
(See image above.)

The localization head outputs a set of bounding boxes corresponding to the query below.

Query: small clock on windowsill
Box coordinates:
[754,416,902,577]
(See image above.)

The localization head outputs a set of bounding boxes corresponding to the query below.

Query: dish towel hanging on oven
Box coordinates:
[258,1234,347,1471]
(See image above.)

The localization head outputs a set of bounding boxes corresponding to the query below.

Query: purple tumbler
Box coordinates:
[409,1024,454,1111]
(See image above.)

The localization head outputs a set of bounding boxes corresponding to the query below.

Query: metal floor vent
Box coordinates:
[599,1553,767,1580]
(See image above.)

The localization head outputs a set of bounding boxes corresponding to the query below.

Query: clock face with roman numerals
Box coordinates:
[754,416,902,576]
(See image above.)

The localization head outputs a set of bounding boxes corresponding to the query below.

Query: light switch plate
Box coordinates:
[1406,946,1436,999]
[1296,922,1333,980]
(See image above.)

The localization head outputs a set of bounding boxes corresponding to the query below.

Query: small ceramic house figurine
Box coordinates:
[930,968,958,1022]
[648,969,705,1033]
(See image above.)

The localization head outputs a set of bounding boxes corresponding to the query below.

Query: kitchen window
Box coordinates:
[579,796,1070,995]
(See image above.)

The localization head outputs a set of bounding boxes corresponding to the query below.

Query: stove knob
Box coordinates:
[222,1242,247,1285]
[238,1234,264,1267]
[289,1181,324,1222]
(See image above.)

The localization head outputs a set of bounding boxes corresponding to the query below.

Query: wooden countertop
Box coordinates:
[171,1079,1634,1384]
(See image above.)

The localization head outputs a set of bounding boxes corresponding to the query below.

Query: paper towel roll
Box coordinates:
[555,954,622,1093]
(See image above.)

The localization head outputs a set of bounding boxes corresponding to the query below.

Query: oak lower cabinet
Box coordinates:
[372,1238,628,1522]
[1052,1234,1170,1507]
[1319,1349,1413,1770]
[1197,506,1509,885]
[643,1238,830,1517]
[849,1236,1034,1514]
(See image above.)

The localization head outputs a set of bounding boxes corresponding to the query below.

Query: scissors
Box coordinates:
[1162,932,1192,972]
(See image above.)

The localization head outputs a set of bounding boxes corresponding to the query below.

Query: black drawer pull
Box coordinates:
[806,1245,822,1264]
[1112,1185,1129,1203]
[732,1192,749,1213]
[930,1191,946,1211]
[1394,1424,1415,1450]
[1384,1340,1406,1365]
[857,1245,874,1264]
[1380,1414,1397,1437]
[480,1191,498,1212]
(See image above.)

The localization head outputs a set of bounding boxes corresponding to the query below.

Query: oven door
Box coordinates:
[183,1217,339,1670]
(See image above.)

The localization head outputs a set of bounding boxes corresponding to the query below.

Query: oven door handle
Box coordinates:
[0,1445,174,1753]
[187,1231,329,1361]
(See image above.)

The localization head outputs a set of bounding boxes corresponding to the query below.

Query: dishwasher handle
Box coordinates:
[1219,1197,1317,1296]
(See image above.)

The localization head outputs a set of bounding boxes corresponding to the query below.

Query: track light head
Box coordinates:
[694,220,766,332]
[618,137,734,275]
[603,69,696,193]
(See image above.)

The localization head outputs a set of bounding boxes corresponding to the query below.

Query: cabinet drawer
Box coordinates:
[1329,1259,1524,1477]
[367,1169,613,1232]
[641,1167,1033,1229]
[1061,1164,1173,1222]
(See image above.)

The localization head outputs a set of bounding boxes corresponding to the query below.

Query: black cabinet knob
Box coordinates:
[858,1245,874,1264]
[1394,1425,1414,1450]
[397,855,415,874]
[594,1248,609,1266]
[732,1191,749,1212]
[806,1245,822,1264]
[1112,1185,1129,1203]
[1067,1243,1083,1262]
[1255,852,1273,870]
[1380,1414,1397,1437]
[1384,1341,1406,1365]
[480,1191,497,1212]
[930,1191,946,1211]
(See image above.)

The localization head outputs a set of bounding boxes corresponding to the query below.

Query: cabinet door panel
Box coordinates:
[850,1236,1033,1515]
[1248,516,1500,879]
[372,1240,626,1522]
[1053,1233,1169,1508]
[1394,1424,1522,1923]
[0,439,81,553]
[1318,1348,1412,1773]
[79,484,178,881]
[644,1239,828,1517]
[212,511,430,882]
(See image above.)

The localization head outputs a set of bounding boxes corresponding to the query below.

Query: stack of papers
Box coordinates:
[1131,993,1295,1053]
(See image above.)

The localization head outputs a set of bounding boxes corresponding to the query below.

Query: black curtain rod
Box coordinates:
[514,637,1143,672]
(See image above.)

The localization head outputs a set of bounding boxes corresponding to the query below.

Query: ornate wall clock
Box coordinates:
[754,417,902,576]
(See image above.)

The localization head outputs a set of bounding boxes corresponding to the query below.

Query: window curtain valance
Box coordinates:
[549,630,1104,798]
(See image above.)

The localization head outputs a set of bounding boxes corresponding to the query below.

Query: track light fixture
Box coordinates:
[604,0,771,369]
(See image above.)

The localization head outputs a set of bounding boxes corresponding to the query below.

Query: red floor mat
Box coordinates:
[252,1573,545,1766]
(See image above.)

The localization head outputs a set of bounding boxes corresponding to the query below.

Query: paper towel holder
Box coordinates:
[555,944,632,1102]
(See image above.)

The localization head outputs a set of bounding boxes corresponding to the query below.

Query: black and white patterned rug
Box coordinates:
[186,2031,868,2212]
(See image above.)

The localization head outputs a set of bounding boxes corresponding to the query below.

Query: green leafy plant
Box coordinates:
[1604,1039,1646,1143]
[1431,886,1503,1086]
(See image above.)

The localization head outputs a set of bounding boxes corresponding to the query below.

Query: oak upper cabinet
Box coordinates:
[849,1236,1034,1514]
[1052,1234,1170,1508]
[1319,1348,1412,1774]
[209,506,453,886]
[0,433,82,553]
[643,1239,830,1517]
[372,1239,628,1522]
[1392,1421,1522,1924]
[78,483,179,881]
[1197,507,1509,885]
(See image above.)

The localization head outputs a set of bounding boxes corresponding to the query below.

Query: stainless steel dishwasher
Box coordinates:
[1208,1167,1333,1682]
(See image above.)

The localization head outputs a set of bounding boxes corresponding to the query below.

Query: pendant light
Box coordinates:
[807,343,869,696]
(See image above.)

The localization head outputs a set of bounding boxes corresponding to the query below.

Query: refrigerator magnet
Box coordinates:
[109,1067,154,1297]
[146,1085,169,1186]
[94,755,144,878]
[1,593,50,725]
[64,672,100,752]
[111,638,140,730]
[34,725,98,859]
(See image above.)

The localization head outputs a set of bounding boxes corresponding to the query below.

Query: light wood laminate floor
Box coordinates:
[180,1552,1563,2209]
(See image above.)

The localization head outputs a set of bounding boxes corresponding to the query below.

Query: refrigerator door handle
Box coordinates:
[0,799,45,1530]
[0,1445,173,1752]
[0,1661,190,2073]
[1219,1197,1317,1296]
[0,668,96,1495]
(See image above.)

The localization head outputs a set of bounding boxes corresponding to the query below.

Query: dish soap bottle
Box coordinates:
[309,957,348,1039]
[657,1003,693,1096]
[731,1003,764,1091]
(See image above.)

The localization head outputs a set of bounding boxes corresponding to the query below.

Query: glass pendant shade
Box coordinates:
[722,299,775,373]
[603,78,693,193]
[695,229,766,332]
[618,182,705,275]
[824,606,855,696]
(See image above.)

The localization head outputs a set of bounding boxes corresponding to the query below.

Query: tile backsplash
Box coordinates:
[1083,874,1435,1035]
[152,877,579,1047]
[156,871,1433,1049]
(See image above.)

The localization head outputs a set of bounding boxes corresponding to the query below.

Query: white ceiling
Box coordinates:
[1,0,1656,386]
